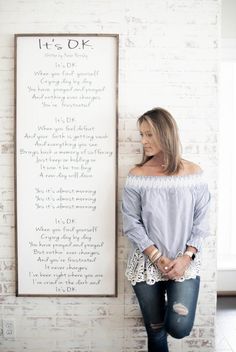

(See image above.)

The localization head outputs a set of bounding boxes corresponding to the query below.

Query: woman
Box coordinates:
[122,107,211,352]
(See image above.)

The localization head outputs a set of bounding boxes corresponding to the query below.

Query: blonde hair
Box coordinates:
[137,107,183,175]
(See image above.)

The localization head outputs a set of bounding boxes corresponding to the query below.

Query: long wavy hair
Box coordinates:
[137,107,183,175]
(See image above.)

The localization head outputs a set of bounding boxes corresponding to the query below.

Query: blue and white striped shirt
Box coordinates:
[122,172,211,258]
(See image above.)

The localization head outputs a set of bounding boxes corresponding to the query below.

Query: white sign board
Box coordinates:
[15,34,118,296]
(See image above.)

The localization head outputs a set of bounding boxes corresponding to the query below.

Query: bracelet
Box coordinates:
[149,248,159,262]
[150,251,162,264]
[152,251,162,263]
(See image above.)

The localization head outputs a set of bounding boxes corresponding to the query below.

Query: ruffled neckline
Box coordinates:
[126,172,205,189]
[128,171,203,179]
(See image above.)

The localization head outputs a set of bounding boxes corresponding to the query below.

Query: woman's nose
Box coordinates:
[141,136,147,144]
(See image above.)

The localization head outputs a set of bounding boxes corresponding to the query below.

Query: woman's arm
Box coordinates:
[187,183,211,251]
[122,185,154,252]
[165,182,211,280]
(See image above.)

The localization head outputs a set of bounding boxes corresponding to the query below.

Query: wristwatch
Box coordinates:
[184,251,196,260]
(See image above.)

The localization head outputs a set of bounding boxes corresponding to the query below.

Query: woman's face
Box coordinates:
[139,121,162,156]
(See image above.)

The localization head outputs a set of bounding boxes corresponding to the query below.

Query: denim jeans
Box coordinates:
[133,277,200,352]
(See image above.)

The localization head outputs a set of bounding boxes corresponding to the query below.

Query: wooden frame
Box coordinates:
[14,34,118,296]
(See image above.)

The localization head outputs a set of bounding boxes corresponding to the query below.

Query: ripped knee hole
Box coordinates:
[150,322,164,330]
[173,303,189,316]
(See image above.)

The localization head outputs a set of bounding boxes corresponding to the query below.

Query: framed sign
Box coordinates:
[14,34,118,296]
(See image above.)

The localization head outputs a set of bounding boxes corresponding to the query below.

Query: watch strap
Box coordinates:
[184,251,196,260]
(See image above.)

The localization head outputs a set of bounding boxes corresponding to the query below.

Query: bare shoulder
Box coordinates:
[181,159,203,174]
[129,166,144,176]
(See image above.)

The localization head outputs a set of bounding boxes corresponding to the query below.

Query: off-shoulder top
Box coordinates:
[121,172,211,285]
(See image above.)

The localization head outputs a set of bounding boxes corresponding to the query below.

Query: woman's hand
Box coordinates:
[155,255,172,274]
[164,255,191,280]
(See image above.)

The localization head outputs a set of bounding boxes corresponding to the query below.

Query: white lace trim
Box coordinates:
[126,172,205,189]
[125,248,201,286]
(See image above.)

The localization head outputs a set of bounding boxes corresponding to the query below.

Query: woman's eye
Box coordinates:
[140,132,152,138]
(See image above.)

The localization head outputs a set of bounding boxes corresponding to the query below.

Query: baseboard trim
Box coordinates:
[217,291,236,297]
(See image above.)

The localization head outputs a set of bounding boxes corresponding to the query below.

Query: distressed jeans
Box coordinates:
[133,276,200,352]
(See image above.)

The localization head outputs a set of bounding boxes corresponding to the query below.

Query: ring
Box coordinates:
[164,266,168,270]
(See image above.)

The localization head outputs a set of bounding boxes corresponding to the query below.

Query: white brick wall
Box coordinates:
[0,0,219,351]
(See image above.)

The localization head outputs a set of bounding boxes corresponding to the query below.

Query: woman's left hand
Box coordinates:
[164,255,191,280]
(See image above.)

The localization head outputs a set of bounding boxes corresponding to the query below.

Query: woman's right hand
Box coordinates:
[155,255,172,274]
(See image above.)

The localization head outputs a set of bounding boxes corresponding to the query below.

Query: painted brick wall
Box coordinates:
[0,0,219,351]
